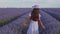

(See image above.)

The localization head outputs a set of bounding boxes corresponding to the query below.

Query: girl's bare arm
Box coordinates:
[25,17,31,24]
[38,18,46,30]
[23,17,31,26]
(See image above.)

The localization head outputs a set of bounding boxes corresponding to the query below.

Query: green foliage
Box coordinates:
[57,30,60,34]
[0,16,18,27]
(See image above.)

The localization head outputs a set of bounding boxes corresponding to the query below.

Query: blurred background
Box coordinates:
[0,0,60,34]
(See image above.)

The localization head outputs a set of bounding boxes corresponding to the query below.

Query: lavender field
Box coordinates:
[0,8,60,34]
[41,8,60,21]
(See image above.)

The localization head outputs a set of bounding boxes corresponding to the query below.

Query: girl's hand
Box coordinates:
[22,23,27,27]
[42,25,46,30]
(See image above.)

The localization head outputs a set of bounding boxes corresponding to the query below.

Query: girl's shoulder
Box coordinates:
[39,14,41,17]
[29,13,31,16]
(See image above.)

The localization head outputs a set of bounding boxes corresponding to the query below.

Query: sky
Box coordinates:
[0,0,60,8]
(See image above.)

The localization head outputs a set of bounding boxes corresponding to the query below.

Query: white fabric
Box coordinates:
[29,13,31,17]
[32,5,40,9]
[27,13,41,34]
[27,20,39,34]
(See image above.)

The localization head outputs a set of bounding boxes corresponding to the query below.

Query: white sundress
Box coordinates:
[27,13,41,34]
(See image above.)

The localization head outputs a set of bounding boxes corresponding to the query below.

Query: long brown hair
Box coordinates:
[31,8,40,21]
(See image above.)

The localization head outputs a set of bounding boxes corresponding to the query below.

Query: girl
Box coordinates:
[23,5,46,34]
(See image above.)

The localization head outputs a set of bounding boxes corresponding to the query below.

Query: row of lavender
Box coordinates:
[40,10,60,34]
[0,8,32,26]
[0,9,32,34]
[41,8,60,21]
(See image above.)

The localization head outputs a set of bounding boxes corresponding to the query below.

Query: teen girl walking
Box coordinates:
[23,5,46,34]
